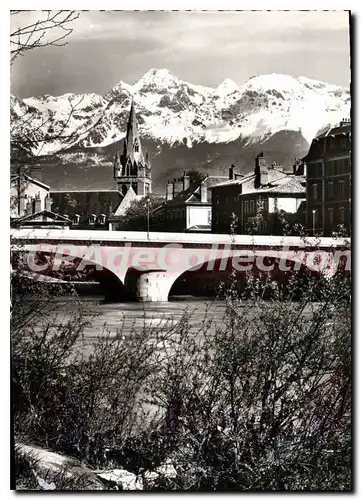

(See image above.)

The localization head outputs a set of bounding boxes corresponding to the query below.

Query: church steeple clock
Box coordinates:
[114,99,152,197]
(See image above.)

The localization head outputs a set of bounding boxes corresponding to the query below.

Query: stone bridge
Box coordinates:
[11,229,351,302]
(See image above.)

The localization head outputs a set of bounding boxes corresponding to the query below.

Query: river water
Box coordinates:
[32,295,229,348]
[28,293,325,360]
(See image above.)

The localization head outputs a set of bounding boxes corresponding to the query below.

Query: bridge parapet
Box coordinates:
[11,229,351,302]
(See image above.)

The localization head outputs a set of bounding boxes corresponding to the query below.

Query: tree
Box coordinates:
[11,11,79,64]
[11,10,83,169]
[114,195,164,231]
[186,170,204,184]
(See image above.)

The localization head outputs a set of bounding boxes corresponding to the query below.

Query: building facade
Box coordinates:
[211,154,306,235]
[150,173,228,232]
[50,190,123,230]
[10,169,73,229]
[11,170,51,218]
[303,120,351,236]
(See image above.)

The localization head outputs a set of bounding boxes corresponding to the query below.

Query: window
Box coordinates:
[327,161,334,176]
[329,137,335,148]
[126,158,132,176]
[216,196,220,206]
[315,162,323,177]
[309,162,322,178]
[207,210,212,224]
[89,214,96,225]
[328,181,334,197]
[339,207,345,224]
[339,180,345,197]
[244,201,249,213]
[312,183,318,199]
[343,158,350,172]
[134,139,139,152]
[250,200,255,213]
[328,208,334,225]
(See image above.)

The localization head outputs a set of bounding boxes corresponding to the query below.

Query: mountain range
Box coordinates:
[10,68,350,192]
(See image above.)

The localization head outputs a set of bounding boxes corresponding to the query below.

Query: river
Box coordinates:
[25,293,325,357]
[30,294,229,347]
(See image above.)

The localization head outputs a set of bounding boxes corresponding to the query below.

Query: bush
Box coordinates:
[143,274,351,491]
[11,269,351,490]
[12,306,174,466]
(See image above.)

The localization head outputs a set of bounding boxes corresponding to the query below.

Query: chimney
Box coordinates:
[25,200,32,215]
[33,194,42,213]
[183,172,190,191]
[45,196,53,211]
[340,118,351,126]
[254,152,268,189]
[229,164,236,180]
[200,181,208,203]
[166,180,174,202]
[173,177,183,197]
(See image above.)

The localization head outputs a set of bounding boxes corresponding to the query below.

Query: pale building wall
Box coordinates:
[11,180,49,217]
[187,205,212,229]
[269,197,305,214]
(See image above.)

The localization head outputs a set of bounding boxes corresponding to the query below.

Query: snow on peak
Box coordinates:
[134,68,180,90]
[244,73,304,93]
[216,78,239,94]
[11,70,350,155]
[110,79,133,93]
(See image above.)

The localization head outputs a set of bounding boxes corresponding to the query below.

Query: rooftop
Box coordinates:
[209,173,255,189]
[210,169,305,196]
[316,121,351,139]
[11,173,50,191]
[164,175,228,207]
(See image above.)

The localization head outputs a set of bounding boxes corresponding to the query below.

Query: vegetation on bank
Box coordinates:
[11,268,351,491]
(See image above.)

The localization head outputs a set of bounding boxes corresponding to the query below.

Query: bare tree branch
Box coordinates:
[10,10,79,63]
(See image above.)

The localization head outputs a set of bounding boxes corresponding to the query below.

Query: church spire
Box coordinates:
[126,98,137,143]
[123,97,142,163]
[113,99,152,197]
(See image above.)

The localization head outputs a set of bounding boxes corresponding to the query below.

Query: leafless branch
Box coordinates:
[11,10,79,64]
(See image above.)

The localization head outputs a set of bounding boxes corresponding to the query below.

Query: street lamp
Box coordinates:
[312,209,316,236]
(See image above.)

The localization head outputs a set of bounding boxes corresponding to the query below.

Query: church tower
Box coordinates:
[114,99,152,197]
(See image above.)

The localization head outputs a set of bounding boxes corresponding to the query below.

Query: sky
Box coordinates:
[10,10,351,98]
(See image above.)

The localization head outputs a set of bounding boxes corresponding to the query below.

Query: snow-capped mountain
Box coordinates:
[11,68,350,157]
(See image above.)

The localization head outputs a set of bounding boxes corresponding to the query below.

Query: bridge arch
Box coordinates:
[13,233,348,302]
[18,245,129,302]
[168,250,329,301]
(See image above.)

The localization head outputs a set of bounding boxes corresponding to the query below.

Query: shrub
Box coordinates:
[143,274,351,491]
[11,266,351,490]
